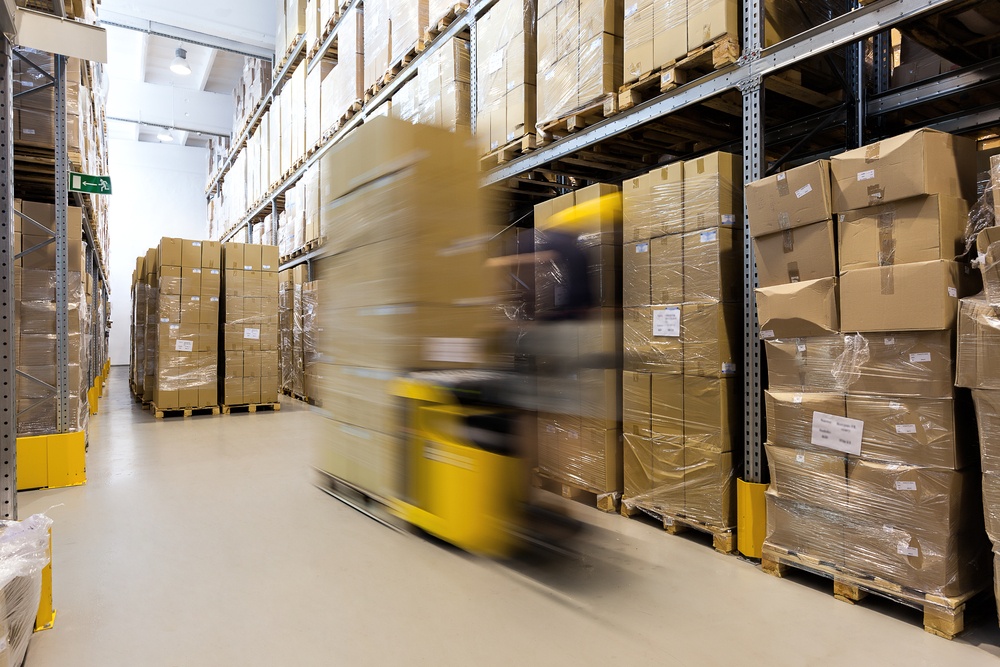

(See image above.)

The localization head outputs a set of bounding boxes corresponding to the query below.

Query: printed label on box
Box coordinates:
[895,481,917,491]
[760,330,774,339]
[175,340,194,352]
[857,170,876,181]
[244,327,261,340]
[948,287,958,297]
[210,297,219,302]
[700,230,717,243]
[636,243,649,253]
[244,265,253,271]
[193,242,201,247]
[190,296,201,302]
[884,337,895,346]
[793,394,803,404]
[653,308,681,337]
[488,52,503,74]
[170,324,180,330]
[721,214,736,225]
[795,184,813,199]
[895,424,917,434]
[424,337,483,364]
[797,343,807,352]
[721,363,737,374]
[897,543,919,558]
[193,268,202,274]
[211,269,220,275]
[810,411,864,455]
[888,401,902,410]
[795,453,805,463]
[909,352,932,363]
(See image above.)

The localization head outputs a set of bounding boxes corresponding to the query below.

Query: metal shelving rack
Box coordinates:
[209,0,1000,490]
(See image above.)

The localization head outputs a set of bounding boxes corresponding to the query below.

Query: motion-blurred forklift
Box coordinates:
[387,194,622,557]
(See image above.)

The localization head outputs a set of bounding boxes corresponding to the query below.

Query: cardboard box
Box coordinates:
[624,240,651,307]
[683,446,736,528]
[651,372,683,437]
[976,226,1000,308]
[633,306,683,373]
[957,295,1000,390]
[765,492,847,567]
[682,227,742,302]
[683,375,739,452]
[830,129,976,212]
[649,435,685,513]
[846,394,974,470]
[766,443,847,511]
[648,162,685,237]
[746,160,833,237]
[223,243,245,271]
[201,241,222,269]
[840,260,966,333]
[682,301,740,377]
[764,390,847,450]
[159,237,183,267]
[622,173,652,243]
[652,0,687,67]
[972,390,1000,474]
[159,266,182,296]
[624,432,654,500]
[838,195,969,273]
[756,277,839,339]
[764,336,845,393]
[753,220,837,288]
[683,152,742,233]
[848,330,954,398]
[649,234,683,305]
[688,0,738,49]
[182,268,202,296]
[182,240,203,267]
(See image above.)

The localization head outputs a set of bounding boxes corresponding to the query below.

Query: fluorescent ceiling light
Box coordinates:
[170,48,192,76]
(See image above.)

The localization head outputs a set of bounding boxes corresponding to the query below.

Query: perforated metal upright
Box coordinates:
[53,54,70,432]
[0,37,15,519]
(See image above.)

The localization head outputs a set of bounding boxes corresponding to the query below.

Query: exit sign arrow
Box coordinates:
[69,172,112,195]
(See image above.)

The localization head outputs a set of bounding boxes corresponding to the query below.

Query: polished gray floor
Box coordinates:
[21,370,1000,666]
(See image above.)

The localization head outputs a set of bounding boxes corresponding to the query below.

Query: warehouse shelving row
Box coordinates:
[209,0,1000,489]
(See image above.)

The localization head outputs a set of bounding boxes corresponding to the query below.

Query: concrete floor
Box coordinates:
[18,370,1000,666]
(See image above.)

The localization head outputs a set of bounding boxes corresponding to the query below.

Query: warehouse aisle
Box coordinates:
[18,371,1000,666]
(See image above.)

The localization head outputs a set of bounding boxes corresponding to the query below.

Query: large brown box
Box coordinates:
[623,240,651,307]
[746,160,833,237]
[159,237,183,267]
[683,375,738,452]
[649,234,683,305]
[840,260,967,333]
[766,443,848,511]
[683,446,735,528]
[764,390,847,450]
[972,389,1000,474]
[830,129,975,213]
[753,220,837,288]
[625,306,682,373]
[838,195,969,274]
[682,301,739,378]
[846,395,974,470]
[682,227,742,302]
[765,492,847,567]
[764,336,844,393]
[650,372,683,438]
[683,152,742,233]
[957,295,1000,390]
[649,435,685,514]
[756,277,839,340]
[847,330,954,398]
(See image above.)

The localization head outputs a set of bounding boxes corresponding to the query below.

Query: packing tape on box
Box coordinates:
[865,142,880,163]
[877,209,897,267]
[776,172,790,197]
[868,184,886,206]
[880,265,895,295]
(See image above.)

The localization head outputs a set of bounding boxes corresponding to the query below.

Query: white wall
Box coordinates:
[107,139,209,365]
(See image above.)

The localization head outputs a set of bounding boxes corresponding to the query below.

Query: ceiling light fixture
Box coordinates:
[157,129,174,142]
[170,48,192,76]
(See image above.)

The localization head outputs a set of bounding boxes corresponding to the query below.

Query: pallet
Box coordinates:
[422,2,468,45]
[618,34,740,112]
[621,502,736,555]
[279,236,326,265]
[150,404,220,419]
[761,543,986,640]
[533,470,620,513]
[281,388,315,405]
[221,402,282,415]
[536,94,618,147]
[479,133,536,169]
[274,37,305,80]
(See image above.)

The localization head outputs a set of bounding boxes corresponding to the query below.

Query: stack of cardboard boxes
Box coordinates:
[13,49,83,159]
[131,257,148,398]
[751,128,990,601]
[475,0,536,155]
[279,264,309,398]
[620,152,743,530]
[536,0,623,125]
[220,243,281,406]
[14,201,89,436]
[151,238,223,410]
[322,5,364,131]
[533,184,623,499]
[276,0,308,61]
[393,37,471,132]
[958,155,1000,619]
[313,116,492,499]
[364,0,428,92]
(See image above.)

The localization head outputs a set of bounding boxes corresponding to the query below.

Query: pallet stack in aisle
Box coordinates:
[751,129,990,634]
[958,155,1000,628]
[14,201,90,437]
[312,116,494,499]
[536,0,623,131]
[131,257,148,399]
[620,152,743,541]
[532,184,623,507]
[220,244,281,408]
[150,238,224,412]
[279,265,308,400]
[475,0,536,156]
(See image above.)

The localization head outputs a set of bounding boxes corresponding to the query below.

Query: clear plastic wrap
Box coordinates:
[324,6,363,127]
[972,389,1000,542]
[537,410,620,495]
[475,0,537,154]
[392,0,429,66]
[536,0,622,125]
[968,156,1000,304]
[763,0,846,48]
[0,513,54,667]
[393,37,471,132]
[622,162,684,243]
[363,0,428,92]
[683,152,742,233]
[623,0,684,84]
[959,294,1000,391]
[302,281,320,401]
[279,278,295,394]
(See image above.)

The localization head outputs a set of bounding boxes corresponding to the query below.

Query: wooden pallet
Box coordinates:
[618,34,740,112]
[279,236,326,265]
[274,37,305,80]
[533,470,620,513]
[479,133,536,169]
[621,502,737,555]
[536,94,618,147]
[422,2,468,45]
[281,388,315,405]
[221,402,282,415]
[761,543,986,640]
[150,404,220,419]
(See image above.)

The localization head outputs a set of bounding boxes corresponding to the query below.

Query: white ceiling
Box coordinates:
[100,0,277,149]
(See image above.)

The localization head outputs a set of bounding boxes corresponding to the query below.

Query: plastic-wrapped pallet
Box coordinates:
[323,5,363,128]
[363,0,427,91]
[536,0,623,127]
[0,514,54,667]
[392,37,471,131]
[475,0,537,154]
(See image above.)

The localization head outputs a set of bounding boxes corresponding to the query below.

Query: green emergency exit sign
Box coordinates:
[69,172,112,195]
